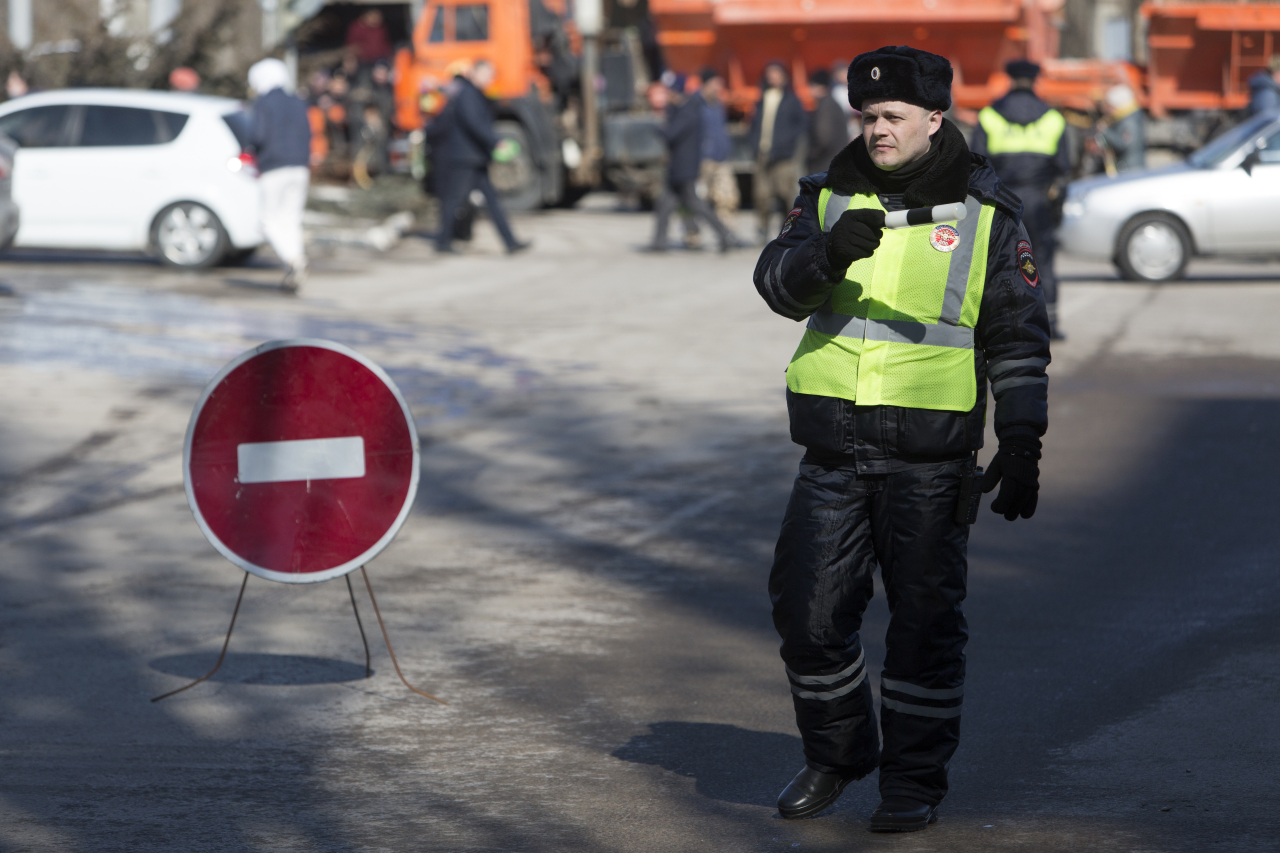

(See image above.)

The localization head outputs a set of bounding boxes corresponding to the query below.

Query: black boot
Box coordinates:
[868,796,937,832]
[777,760,876,819]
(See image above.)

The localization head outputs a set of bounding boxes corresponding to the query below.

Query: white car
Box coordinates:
[0,88,264,268]
[1058,112,1280,281]
[0,134,18,249]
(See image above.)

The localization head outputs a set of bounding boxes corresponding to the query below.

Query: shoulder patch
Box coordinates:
[1017,240,1039,288]
[778,207,803,238]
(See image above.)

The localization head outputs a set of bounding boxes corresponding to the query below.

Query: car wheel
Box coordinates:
[152,202,229,269]
[1115,213,1191,282]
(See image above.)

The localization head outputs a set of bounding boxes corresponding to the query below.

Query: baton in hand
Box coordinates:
[883,201,968,230]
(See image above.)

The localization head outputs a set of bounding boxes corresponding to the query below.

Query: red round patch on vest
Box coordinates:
[1017,239,1039,287]
[930,224,960,253]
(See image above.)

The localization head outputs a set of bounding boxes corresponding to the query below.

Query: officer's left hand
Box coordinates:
[980,439,1040,521]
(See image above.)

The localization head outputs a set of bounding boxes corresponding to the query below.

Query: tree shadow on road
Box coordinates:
[612,722,801,808]
[150,652,373,685]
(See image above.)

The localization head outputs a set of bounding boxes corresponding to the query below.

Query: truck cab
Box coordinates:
[396,0,666,209]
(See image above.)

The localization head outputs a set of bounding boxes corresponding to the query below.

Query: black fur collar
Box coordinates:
[824,118,972,208]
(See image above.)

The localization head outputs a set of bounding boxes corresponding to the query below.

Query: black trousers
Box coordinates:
[1010,184,1058,310]
[436,165,517,251]
[769,454,970,806]
[652,179,731,249]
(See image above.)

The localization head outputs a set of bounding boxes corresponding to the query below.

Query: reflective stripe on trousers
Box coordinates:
[881,677,964,719]
[786,649,868,700]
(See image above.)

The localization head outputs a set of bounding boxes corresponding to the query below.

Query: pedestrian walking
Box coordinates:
[754,45,1050,832]
[430,61,528,255]
[1101,85,1145,172]
[748,60,807,243]
[1247,55,1280,116]
[805,68,850,175]
[970,60,1070,339]
[679,69,740,247]
[830,60,851,122]
[697,68,740,221]
[647,73,739,252]
[248,58,312,292]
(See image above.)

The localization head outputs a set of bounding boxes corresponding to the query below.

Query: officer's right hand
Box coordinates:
[825,208,886,272]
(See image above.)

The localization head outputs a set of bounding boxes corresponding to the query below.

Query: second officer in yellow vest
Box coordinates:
[971,60,1071,339]
[753,46,1051,832]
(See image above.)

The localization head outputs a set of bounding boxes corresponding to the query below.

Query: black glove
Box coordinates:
[825,208,885,272]
[980,438,1041,521]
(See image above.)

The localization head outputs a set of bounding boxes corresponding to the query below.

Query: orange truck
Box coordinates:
[389,0,1280,207]
[394,0,671,208]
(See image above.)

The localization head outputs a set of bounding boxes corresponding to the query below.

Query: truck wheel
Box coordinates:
[1115,213,1191,282]
[556,184,591,209]
[490,120,542,212]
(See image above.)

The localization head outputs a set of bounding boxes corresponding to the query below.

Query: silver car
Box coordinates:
[1058,112,1280,281]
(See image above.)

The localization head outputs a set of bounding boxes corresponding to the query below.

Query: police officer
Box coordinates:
[754,46,1050,832]
[970,60,1070,339]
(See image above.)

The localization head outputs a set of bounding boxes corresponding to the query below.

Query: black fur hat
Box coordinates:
[847,46,952,111]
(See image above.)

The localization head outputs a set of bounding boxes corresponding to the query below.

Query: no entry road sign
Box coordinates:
[184,339,420,583]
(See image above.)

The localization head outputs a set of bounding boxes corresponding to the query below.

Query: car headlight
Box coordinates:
[1062,198,1085,219]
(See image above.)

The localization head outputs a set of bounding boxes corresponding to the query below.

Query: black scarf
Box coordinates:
[825,118,972,208]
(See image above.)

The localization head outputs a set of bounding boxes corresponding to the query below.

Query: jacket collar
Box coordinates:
[820,119,1021,216]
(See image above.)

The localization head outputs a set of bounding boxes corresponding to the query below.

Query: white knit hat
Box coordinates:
[248,58,291,96]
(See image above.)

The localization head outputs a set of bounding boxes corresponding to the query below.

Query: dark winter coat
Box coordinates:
[250,88,311,173]
[969,88,1070,189]
[700,94,732,162]
[753,120,1051,469]
[747,86,808,165]
[663,93,706,184]
[806,92,849,174]
[429,77,499,168]
[1248,70,1280,116]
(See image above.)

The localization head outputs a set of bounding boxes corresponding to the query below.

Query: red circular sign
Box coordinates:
[184,339,419,583]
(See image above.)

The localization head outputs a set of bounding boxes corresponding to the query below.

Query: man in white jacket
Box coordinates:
[248,59,312,292]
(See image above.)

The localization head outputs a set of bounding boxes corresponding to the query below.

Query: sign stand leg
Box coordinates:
[345,574,372,678]
[360,566,447,705]
[152,572,249,703]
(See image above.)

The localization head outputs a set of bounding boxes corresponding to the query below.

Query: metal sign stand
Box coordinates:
[151,568,446,705]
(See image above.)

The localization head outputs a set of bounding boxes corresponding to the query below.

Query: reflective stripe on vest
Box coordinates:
[977,106,1066,156]
[785,190,995,412]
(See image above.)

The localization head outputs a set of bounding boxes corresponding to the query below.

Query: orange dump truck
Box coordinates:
[652,0,1072,112]
[390,0,1280,207]
[1143,1,1280,116]
[394,0,671,208]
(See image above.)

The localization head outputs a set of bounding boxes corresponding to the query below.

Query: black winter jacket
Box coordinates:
[754,120,1051,471]
[250,88,311,173]
[429,77,499,168]
[747,87,808,165]
[970,88,1071,190]
[806,93,849,175]
[663,93,705,184]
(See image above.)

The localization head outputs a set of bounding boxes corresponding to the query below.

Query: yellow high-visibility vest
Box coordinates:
[784,190,995,411]
[977,106,1066,156]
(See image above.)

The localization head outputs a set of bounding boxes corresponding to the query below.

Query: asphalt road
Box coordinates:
[0,202,1278,852]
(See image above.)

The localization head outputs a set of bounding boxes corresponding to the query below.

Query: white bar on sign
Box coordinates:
[237,437,366,484]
